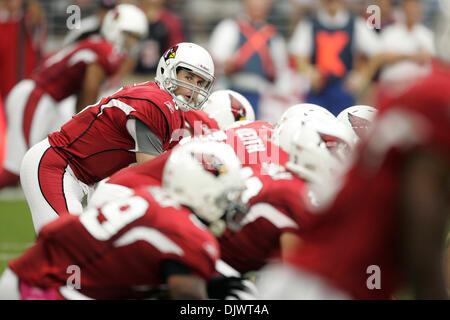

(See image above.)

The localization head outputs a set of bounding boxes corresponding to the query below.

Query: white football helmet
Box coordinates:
[162,140,247,235]
[272,104,356,156]
[155,42,215,112]
[285,117,354,208]
[101,4,148,54]
[202,90,255,130]
[337,105,378,142]
[277,103,334,127]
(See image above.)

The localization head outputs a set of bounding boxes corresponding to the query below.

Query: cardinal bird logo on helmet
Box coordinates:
[164,45,179,61]
[191,152,227,177]
[229,94,246,121]
[319,133,349,161]
[348,113,371,138]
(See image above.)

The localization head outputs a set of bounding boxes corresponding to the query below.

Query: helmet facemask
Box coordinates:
[192,184,247,237]
[162,62,214,112]
[162,140,246,236]
[285,123,351,208]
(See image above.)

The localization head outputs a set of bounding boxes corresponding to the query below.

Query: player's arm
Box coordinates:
[162,259,208,299]
[136,152,157,163]
[400,149,450,299]
[76,62,107,113]
[280,231,303,261]
[127,117,164,164]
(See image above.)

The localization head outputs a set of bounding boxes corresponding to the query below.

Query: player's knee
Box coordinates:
[19,140,49,195]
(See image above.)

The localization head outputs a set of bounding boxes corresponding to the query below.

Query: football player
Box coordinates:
[257,5,450,298]
[0,140,249,300]
[19,41,215,234]
[88,113,354,276]
[0,4,148,190]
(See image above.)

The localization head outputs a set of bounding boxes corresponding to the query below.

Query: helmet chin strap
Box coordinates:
[175,95,193,112]
[209,220,226,237]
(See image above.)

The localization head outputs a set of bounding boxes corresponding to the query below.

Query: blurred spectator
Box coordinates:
[62,0,117,46]
[134,0,187,75]
[289,0,380,115]
[208,0,289,119]
[377,0,435,93]
[288,0,316,34]
[0,0,46,98]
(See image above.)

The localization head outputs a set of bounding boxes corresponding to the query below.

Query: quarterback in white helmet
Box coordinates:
[155,42,215,111]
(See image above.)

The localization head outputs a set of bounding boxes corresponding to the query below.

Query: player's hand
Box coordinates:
[225,279,259,300]
[207,276,258,300]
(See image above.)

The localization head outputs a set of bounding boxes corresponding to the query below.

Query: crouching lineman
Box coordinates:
[0,141,253,300]
[87,105,356,278]
[257,9,450,297]
[19,42,215,234]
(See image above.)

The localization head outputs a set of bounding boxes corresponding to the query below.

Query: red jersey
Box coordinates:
[9,186,219,300]
[32,36,123,102]
[103,120,315,273]
[104,121,275,188]
[287,60,450,299]
[219,164,314,273]
[48,82,185,185]
[184,109,220,136]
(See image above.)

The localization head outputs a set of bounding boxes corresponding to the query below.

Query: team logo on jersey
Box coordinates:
[165,101,176,113]
[229,94,246,121]
[348,113,371,138]
[164,45,179,61]
[191,152,227,177]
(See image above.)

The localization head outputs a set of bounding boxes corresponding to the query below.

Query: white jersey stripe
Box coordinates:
[114,226,184,256]
[241,203,298,229]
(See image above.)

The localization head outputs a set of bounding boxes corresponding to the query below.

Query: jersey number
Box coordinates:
[241,167,263,204]
[80,196,149,241]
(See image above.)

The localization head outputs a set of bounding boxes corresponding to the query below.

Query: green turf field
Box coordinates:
[0,199,35,275]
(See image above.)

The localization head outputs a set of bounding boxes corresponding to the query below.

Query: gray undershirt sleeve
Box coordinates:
[134,118,164,156]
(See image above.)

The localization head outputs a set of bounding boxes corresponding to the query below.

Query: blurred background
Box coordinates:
[0,0,442,119]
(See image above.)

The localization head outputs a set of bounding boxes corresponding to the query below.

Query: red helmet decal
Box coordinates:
[348,113,371,138]
[229,94,246,121]
[319,133,349,161]
[164,45,179,61]
[191,152,227,177]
